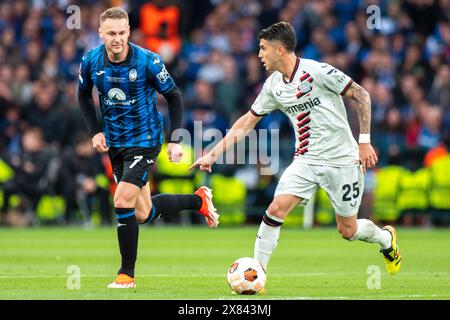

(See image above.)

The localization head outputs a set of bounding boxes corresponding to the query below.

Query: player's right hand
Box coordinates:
[358,143,378,174]
[92,132,109,153]
[189,153,216,173]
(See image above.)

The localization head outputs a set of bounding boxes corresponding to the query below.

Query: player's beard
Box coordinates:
[262,55,277,72]
[263,60,274,72]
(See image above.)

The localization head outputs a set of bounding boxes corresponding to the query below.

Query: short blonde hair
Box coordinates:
[100,7,129,25]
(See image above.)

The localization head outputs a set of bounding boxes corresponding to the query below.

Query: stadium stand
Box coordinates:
[0,0,449,227]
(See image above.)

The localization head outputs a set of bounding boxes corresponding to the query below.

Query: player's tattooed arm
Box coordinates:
[344,81,378,173]
[344,82,371,134]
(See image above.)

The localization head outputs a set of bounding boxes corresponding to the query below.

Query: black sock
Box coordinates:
[142,194,202,224]
[115,208,138,278]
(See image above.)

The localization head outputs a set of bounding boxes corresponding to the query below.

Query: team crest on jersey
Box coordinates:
[297,71,314,98]
[129,69,137,81]
[300,82,312,93]
[108,88,126,101]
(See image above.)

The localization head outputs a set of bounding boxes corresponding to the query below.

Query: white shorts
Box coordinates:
[274,160,364,217]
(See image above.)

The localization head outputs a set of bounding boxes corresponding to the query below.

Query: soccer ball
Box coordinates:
[227,257,266,295]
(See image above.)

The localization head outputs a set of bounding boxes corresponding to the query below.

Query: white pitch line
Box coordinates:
[0,272,448,279]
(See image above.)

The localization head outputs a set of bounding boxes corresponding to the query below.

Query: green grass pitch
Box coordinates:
[0,226,449,300]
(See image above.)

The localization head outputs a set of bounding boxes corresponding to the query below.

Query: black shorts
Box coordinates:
[108,145,161,189]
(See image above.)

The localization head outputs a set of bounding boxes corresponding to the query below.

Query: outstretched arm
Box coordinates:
[343,81,378,174]
[189,111,262,172]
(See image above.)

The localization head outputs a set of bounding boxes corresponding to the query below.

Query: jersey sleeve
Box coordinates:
[317,63,353,96]
[78,54,93,91]
[147,54,176,95]
[250,78,280,116]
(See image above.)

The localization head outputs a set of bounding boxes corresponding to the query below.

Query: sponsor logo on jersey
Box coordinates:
[129,69,137,81]
[284,97,321,114]
[156,66,170,83]
[108,88,126,101]
[103,88,136,106]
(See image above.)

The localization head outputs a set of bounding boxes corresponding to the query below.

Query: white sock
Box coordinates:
[254,212,283,270]
[350,219,392,249]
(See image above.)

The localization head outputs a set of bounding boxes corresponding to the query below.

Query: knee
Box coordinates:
[337,223,356,240]
[267,202,288,220]
[135,214,147,224]
[135,205,152,224]
[113,193,136,208]
[114,199,132,209]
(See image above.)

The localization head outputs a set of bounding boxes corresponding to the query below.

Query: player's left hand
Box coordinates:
[167,143,183,163]
[358,143,378,175]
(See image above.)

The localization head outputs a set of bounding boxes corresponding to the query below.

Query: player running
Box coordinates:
[190,22,401,276]
[78,7,219,289]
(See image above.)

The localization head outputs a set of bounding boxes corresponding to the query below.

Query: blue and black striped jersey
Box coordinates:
[78,42,175,148]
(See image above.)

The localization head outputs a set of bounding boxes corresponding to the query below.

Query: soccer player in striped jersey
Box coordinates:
[191,22,401,278]
[78,7,219,288]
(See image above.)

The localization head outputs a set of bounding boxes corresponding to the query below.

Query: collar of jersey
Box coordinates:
[282,57,300,84]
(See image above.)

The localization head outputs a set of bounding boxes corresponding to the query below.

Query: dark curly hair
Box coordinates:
[258,21,297,52]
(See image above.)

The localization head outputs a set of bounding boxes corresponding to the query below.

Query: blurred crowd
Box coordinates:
[0,0,449,226]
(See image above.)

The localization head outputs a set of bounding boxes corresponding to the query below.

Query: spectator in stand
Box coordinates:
[42,46,59,79]
[0,105,24,157]
[197,49,226,84]
[58,134,112,226]
[401,43,430,84]
[22,40,42,81]
[374,107,406,166]
[1,27,19,60]
[372,83,395,126]
[429,64,450,119]
[185,80,229,142]
[417,105,443,151]
[215,54,242,120]
[23,79,62,147]
[11,63,33,107]
[242,54,264,109]
[57,81,89,148]
[180,28,210,79]
[58,37,81,82]
[0,127,49,225]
